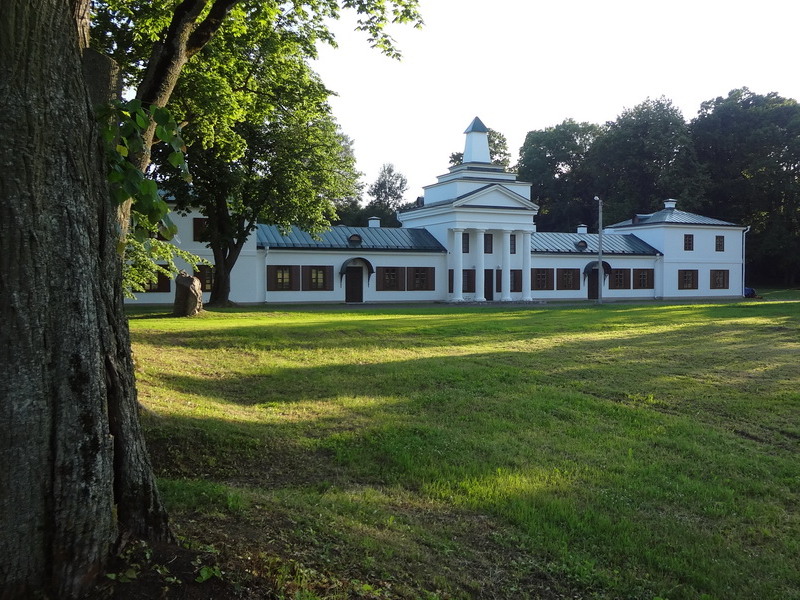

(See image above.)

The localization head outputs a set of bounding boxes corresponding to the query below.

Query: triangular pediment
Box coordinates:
[452,184,538,212]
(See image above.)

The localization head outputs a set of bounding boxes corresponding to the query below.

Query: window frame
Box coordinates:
[377,266,407,291]
[683,234,694,251]
[532,268,554,291]
[678,269,698,290]
[302,265,334,291]
[632,268,654,290]
[461,231,470,254]
[556,268,580,290]
[194,264,214,292]
[715,235,725,252]
[267,265,300,291]
[484,233,493,254]
[144,268,171,293]
[710,269,729,289]
[609,268,631,290]
[408,267,435,291]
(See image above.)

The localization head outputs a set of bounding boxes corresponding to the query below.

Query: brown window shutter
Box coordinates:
[324,266,334,291]
[511,269,522,292]
[376,267,386,291]
[193,218,208,242]
[496,269,501,293]
[266,265,276,290]
[290,265,301,291]
[398,267,406,291]
[448,269,454,293]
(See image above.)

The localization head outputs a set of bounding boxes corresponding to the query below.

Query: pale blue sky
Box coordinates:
[313,0,800,200]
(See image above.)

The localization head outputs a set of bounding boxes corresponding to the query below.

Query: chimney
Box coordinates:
[664,199,677,209]
[577,224,588,234]
[368,216,381,228]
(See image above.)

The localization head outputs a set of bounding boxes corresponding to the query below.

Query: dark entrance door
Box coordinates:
[588,269,598,300]
[484,269,494,301]
[345,266,363,302]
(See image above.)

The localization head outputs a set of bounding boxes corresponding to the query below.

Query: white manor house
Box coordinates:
[129,118,749,305]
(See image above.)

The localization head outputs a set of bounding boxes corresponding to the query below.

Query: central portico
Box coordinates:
[398,117,539,302]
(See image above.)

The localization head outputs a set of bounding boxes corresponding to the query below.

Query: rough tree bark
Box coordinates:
[0,1,170,597]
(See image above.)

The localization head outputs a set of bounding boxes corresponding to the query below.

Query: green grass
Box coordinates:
[129,298,800,599]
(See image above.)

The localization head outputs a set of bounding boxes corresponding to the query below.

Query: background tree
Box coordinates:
[361,163,409,226]
[158,92,359,305]
[585,97,707,226]
[449,128,511,168]
[691,88,800,284]
[517,119,602,231]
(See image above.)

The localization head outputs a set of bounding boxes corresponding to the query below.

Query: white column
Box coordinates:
[501,229,512,301]
[474,229,485,302]
[521,231,532,301]
[451,228,464,302]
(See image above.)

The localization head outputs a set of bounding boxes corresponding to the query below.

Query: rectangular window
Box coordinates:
[407,267,435,291]
[710,269,729,289]
[194,265,214,292]
[632,269,654,289]
[532,268,554,290]
[267,265,300,291]
[496,270,522,292]
[462,231,470,253]
[684,234,694,251]
[678,269,698,290]
[144,269,171,293]
[715,235,725,252]
[510,234,517,254]
[377,267,406,291]
[609,268,631,290]
[484,233,493,254]
[448,269,476,293]
[556,268,581,290]
[193,218,209,242]
[302,266,333,291]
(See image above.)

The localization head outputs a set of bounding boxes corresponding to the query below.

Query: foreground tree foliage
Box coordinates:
[1,0,420,596]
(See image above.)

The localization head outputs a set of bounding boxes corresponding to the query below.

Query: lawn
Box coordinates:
[128,298,800,599]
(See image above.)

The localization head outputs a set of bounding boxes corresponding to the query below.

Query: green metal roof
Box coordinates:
[530,232,660,256]
[256,225,446,252]
[608,207,740,228]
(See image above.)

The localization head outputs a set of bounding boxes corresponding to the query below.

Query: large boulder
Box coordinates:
[173,270,203,316]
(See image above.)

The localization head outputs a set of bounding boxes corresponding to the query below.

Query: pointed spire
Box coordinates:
[462,116,490,163]
[464,116,489,134]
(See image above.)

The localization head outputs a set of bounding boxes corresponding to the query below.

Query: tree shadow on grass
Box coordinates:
[139,315,800,599]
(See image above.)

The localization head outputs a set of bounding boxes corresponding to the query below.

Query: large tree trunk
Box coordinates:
[0,1,170,597]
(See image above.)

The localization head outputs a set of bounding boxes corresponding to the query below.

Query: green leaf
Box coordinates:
[155,125,170,143]
[168,151,184,169]
[135,112,148,129]
[152,107,172,126]
[115,144,128,157]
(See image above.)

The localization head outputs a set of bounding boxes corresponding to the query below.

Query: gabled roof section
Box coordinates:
[405,184,537,213]
[256,225,446,252]
[608,207,740,228]
[464,116,489,133]
[530,232,660,256]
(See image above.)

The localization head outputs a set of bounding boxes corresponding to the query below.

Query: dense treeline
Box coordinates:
[517,89,800,285]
